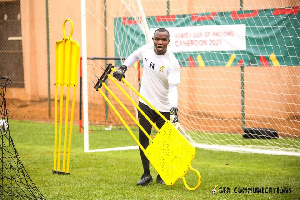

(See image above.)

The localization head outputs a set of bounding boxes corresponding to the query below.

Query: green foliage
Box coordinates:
[8,120,300,200]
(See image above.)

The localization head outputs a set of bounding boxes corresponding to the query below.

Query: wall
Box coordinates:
[2,0,299,126]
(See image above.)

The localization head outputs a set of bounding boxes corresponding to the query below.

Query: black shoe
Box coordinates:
[156,175,165,185]
[137,174,153,186]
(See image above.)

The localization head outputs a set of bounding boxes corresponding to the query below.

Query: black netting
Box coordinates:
[0,76,45,199]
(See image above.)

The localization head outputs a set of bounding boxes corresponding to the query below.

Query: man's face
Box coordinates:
[152,31,170,55]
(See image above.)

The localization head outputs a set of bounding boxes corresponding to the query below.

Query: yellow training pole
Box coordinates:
[102,82,153,142]
[53,41,59,172]
[53,85,58,171]
[97,88,147,152]
[66,41,80,174]
[66,87,77,173]
[62,86,70,172]
[57,40,65,173]
[57,85,64,172]
[62,37,72,172]
[54,31,65,172]
[107,74,159,132]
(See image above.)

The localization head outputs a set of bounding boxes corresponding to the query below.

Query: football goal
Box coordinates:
[80,0,300,156]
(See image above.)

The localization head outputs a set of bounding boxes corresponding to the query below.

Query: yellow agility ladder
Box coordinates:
[53,19,80,175]
[94,64,201,190]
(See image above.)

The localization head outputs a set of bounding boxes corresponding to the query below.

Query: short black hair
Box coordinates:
[154,28,170,38]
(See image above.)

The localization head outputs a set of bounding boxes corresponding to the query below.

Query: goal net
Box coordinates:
[81,0,300,155]
[0,77,45,199]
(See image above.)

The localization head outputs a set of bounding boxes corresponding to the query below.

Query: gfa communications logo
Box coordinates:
[211,185,218,194]
[211,185,292,195]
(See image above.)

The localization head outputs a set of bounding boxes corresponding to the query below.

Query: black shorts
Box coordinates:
[138,101,170,135]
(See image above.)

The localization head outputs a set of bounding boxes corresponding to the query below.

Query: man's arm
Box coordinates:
[168,53,180,123]
[169,85,179,123]
[169,85,178,108]
[123,50,139,67]
[113,48,140,81]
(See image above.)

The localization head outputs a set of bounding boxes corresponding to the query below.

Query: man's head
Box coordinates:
[152,28,170,55]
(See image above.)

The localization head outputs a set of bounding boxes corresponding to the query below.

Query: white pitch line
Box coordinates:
[193,143,300,157]
[87,146,139,152]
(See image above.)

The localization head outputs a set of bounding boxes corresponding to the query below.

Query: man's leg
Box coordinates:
[155,111,170,184]
[137,102,154,185]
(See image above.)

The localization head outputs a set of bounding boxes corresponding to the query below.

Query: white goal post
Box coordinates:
[80,0,300,156]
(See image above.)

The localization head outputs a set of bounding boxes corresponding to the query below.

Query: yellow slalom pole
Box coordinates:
[53,41,59,172]
[62,37,72,173]
[55,37,65,173]
[226,54,235,67]
[66,86,76,173]
[97,88,147,152]
[65,25,80,174]
[270,53,280,66]
[53,85,58,171]
[196,55,205,67]
[57,85,64,172]
[62,86,70,172]
[54,36,64,173]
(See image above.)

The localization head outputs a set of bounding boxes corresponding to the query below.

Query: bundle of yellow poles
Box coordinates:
[94,64,201,190]
[53,19,80,175]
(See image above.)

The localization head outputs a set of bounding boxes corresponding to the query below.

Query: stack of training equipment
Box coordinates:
[53,19,80,175]
[94,64,201,191]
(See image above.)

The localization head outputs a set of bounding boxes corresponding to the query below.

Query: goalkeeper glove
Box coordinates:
[113,65,127,81]
[170,107,178,124]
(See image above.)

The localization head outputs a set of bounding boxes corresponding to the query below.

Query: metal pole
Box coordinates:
[241,65,245,130]
[240,0,243,10]
[81,0,89,152]
[104,0,109,123]
[79,57,83,133]
[46,0,51,118]
[167,0,170,16]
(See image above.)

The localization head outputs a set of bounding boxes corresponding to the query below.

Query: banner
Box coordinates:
[115,7,300,67]
[150,25,246,52]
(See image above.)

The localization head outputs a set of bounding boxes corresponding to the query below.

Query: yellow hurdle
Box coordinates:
[53,18,80,175]
[94,64,201,190]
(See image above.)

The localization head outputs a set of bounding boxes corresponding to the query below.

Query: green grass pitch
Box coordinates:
[7,120,300,200]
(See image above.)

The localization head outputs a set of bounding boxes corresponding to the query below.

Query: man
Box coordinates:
[113,28,180,186]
